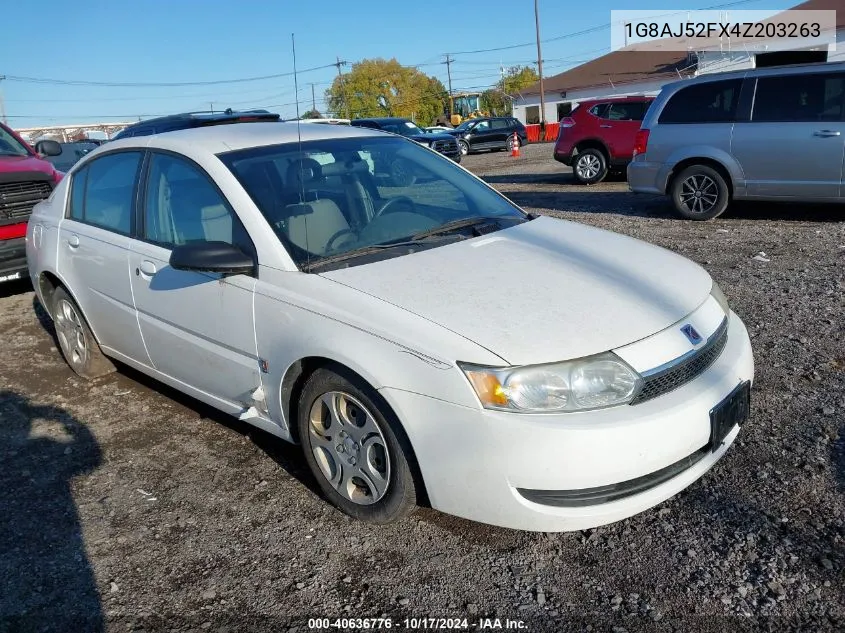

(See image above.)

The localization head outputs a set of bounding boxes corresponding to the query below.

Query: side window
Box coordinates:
[605,102,647,121]
[659,79,742,124]
[71,152,141,234]
[491,119,509,130]
[753,73,845,122]
[69,166,88,221]
[589,104,609,118]
[473,120,491,132]
[144,153,252,252]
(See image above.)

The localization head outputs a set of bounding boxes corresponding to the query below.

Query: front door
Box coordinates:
[731,72,845,198]
[128,151,261,409]
[57,150,149,364]
[467,119,494,150]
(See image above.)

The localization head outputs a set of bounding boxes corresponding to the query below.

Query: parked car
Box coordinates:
[0,122,63,285]
[629,62,845,219]
[112,109,280,140]
[553,96,654,185]
[27,121,753,532]
[350,117,461,163]
[42,141,100,173]
[444,117,527,156]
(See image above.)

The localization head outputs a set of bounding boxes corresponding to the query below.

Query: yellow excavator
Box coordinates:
[445,92,489,127]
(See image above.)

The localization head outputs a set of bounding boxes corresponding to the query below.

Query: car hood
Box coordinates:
[320,217,713,365]
[0,154,56,177]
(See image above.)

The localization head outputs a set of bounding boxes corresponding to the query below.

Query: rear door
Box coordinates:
[601,101,649,162]
[128,151,261,409]
[731,71,845,198]
[490,118,511,148]
[57,151,149,364]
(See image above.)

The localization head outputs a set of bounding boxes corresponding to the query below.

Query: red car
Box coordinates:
[553,97,653,184]
[0,122,63,285]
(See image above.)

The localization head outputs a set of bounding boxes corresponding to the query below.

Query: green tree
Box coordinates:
[480,66,539,116]
[300,109,322,119]
[326,58,447,126]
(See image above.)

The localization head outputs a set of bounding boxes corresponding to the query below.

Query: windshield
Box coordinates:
[454,120,477,131]
[379,120,426,137]
[221,136,525,270]
[0,125,32,157]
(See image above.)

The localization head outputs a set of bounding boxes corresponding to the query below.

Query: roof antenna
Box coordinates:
[291,32,310,266]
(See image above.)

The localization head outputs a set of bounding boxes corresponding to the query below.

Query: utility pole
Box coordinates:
[334,57,350,119]
[310,83,316,112]
[442,54,454,122]
[0,75,6,126]
[209,102,214,113]
[534,0,546,130]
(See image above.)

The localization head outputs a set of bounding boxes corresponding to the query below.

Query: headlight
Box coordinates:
[460,353,642,413]
[711,281,730,316]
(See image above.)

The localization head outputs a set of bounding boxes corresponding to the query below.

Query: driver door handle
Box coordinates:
[813,130,841,137]
[600,124,613,128]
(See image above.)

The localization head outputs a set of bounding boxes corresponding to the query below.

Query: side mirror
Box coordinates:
[35,140,62,157]
[169,241,254,276]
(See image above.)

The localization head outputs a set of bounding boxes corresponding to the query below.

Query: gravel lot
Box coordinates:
[1,143,843,632]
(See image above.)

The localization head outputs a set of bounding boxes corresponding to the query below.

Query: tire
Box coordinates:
[671,164,730,220]
[506,136,517,152]
[457,140,469,156]
[573,148,608,184]
[298,367,417,524]
[52,287,115,379]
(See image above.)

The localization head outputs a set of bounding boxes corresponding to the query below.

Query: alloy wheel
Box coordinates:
[307,391,391,505]
[55,299,88,367]
[680,174,719,214]
[576,154,602,180]
[458,140,469,156]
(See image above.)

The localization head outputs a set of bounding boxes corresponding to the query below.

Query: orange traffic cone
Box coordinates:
[510,132,520,158]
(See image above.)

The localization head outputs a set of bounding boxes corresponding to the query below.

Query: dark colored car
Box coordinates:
[349,117,461,163]
[112,109,280,140]
[42,141,100,173]
[445,117,528,156]
[553,97,653,184]
[0,122,63,285]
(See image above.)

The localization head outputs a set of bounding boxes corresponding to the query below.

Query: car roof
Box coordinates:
[661,60,845,92]
[351,117,412,124]
[96,121,386,156]
[114,110,280,138]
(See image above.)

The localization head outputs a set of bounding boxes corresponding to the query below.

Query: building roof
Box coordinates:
[519,49,692,97]
[518,0,843,97]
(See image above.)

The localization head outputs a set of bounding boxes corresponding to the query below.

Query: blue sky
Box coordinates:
[1,0,795,128]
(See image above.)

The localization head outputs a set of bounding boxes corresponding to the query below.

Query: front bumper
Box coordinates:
[0,237,28,283]
[380,311,754,532]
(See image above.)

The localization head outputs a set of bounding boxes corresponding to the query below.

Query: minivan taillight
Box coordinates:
[633,129,650,157]
[560,117,576,128]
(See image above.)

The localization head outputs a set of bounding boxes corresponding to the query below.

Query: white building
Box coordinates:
[513,0,845,124]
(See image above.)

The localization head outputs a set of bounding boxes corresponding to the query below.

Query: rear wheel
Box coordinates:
[298,367,417,524]
[671,165,730,220]
[52,287,115,379]
[573,148,608,184]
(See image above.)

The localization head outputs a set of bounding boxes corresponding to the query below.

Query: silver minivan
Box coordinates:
[628,62,845,219]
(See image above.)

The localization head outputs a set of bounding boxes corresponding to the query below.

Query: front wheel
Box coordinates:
[298,367,417,524]
[671,165,730,220]
[458,140,469,156]
[573,149,608,184]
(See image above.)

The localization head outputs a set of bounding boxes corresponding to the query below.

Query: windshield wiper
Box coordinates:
[407,216,509,241]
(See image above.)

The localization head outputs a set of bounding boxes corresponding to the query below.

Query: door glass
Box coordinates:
[144,153,251,252]
[81,152,142,234]
[605,102,647,121]
[753,73,845,122]
[589,104,609,118]
[472,120,491,132]
[491,119,509,129]
[659,79,742,124]
[69,166,88,221]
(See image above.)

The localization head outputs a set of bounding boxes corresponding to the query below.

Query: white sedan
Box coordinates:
[26,122,753,531]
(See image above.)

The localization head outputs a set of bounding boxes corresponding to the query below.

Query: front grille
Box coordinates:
[432,139,458,154]
[631,317,729,405]
[0,180,53,221]
[517,445,709,507]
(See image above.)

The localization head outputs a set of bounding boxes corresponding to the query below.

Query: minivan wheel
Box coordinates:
[52,287,115,379]
[671,165,730,220]
[573,149,608,184]
[298,368,417,524]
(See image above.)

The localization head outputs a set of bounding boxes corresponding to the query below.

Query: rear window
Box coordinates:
[752,73,845,122]
[588,104,609,118]
[604,102,648,121]
[659,79,742,124]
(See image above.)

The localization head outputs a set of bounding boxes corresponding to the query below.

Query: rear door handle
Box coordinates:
[137,260,157,278]
[600,124,613,128]
[67,235,79,248]
[813,130,841,137]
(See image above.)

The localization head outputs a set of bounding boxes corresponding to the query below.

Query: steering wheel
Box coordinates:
[324,228,358,253]
[374,195,416,219]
